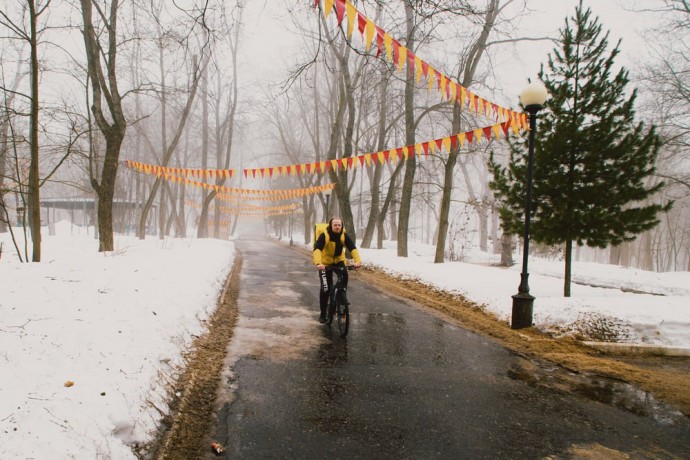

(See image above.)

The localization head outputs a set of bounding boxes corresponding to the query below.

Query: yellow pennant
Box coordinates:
[365,19,375,51]
[511,120,519,135]
[398,46,407,73]
[384,33,393,62]
[442,136,451,153]
[458,133,466,147]
[346,2,356,38]
[439,74,447,100]
[427,68,435,91]
[324,0,334,19]
[474,128,483,143]
[492,124,501,139]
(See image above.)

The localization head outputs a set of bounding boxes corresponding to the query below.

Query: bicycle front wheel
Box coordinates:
[336,291,349,337]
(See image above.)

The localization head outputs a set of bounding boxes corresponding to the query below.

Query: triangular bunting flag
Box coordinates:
[346,2,357,38]
[398,44,407,73]
[334,0,345,25]
[441,137,450,153]
[501,121,510,136]
[365,19,375,50]
[375,27,384,57]
[324,0,334,18]
[357,11,366,35]
[384,33,393,62]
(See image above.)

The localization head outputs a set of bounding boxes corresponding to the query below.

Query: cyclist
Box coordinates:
[313,217,362,323]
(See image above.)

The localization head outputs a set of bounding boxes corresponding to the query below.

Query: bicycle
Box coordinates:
[325,265,356,338]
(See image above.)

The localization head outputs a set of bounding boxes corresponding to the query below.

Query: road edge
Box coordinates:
[142,254,243,459]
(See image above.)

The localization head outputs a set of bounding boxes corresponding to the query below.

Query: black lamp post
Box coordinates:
[511,81,548,330]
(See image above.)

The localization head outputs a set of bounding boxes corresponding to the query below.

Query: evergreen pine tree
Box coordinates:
[489,1,671,297]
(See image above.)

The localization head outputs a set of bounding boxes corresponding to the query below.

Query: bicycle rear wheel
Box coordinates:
[336,291,349,337]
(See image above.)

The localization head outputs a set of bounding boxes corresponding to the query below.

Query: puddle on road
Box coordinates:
[507,358,686,425]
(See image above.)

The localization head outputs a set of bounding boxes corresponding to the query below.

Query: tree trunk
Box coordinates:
[478,199,489,252]
[609,244,621,265]
[435,0,499,263]
[500,233,514,266]
[0,67,25,235]
[564,239,573,297]
[361,64,390,249]
[81,0,128,252]
[28,0,41,261]
[197,60,210,238]
[138,55,206,240]
[397,0,416,257]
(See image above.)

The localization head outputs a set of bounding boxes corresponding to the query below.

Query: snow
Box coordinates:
[1,222,235,459]
[2,223,689,458]
[356,240,690,350]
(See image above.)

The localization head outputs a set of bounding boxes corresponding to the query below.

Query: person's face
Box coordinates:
[331,219,342,232]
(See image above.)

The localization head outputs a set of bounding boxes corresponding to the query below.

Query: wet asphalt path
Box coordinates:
[209,236,690,459]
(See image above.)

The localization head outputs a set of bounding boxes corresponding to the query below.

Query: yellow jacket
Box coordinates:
[313,228,361,266]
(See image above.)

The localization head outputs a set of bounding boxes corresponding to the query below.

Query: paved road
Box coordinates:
[208,236,690,459]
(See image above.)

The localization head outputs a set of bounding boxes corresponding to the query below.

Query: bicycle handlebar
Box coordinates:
[319,265,357,271]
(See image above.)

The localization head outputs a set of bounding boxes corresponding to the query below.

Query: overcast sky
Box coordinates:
[238,0,656,108]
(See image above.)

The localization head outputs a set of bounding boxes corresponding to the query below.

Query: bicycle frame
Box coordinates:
[325,265,353,337]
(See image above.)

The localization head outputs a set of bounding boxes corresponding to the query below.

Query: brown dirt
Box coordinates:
[145,249,690,458]
[140,256,242,459]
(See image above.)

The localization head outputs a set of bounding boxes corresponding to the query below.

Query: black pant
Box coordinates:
[319,262,348,315]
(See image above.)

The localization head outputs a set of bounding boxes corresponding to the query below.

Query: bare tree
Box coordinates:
[79,0,129,252]
[0,57,26,235]
[1,1,51,260]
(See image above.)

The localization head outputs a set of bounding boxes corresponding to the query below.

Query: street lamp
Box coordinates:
[324,190,331,221]
[511,81,548,330]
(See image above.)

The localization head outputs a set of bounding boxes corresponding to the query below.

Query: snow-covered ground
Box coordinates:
[356,240,690,350]
[1,222,689,458]
[1,222,235,458]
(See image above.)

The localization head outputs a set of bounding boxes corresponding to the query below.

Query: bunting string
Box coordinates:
[215,193,305,203]
[206,209,295,220]
[184,200,299,212]
[123,160,236,179]
[124,161,335,197]
[314,0,527,129]
[243,120,521,179]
